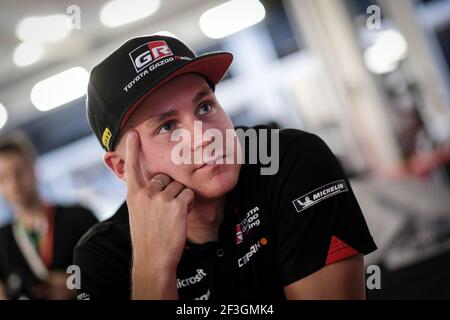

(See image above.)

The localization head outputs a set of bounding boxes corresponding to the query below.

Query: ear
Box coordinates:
[104,151,126,183]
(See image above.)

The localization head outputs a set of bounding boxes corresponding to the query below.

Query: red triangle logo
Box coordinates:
[325,236,359,265]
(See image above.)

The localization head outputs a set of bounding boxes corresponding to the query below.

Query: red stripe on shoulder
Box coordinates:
[325,235,359,266]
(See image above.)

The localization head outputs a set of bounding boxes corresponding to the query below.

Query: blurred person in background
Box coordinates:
[0,133,98,300]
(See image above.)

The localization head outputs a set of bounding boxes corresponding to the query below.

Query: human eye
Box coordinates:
[157,121,177,134]
[197,102,213,116]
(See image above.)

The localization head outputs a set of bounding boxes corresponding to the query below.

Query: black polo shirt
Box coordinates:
[74,127,377,300]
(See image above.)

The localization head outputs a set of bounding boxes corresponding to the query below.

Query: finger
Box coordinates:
[147,173,173,193]
[163,181,185,198]
[176,188,195,212]
[125,130,146,191]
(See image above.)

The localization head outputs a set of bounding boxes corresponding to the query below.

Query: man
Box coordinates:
[0,134,98,299]
[74,35,377,300]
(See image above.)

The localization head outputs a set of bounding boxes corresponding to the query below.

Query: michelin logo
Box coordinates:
[292,180,348,213]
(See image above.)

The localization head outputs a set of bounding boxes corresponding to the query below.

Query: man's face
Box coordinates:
[0,151,37,206]
[115,73,241,200]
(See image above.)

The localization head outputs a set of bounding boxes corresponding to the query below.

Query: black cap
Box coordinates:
[86,35,233,151]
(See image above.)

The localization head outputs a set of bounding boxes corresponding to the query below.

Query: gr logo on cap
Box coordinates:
[129,40,174,72]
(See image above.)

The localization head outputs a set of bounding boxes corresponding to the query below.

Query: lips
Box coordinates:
[195,154,226,170]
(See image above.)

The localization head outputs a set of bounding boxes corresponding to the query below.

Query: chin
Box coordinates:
[192,164,240,199]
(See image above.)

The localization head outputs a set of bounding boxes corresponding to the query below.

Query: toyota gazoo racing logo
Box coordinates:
[129,40,173,72]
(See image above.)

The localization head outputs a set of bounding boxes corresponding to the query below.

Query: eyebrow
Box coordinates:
[146,87,213,126]
[192,87,213,104]
[146,110,179,126]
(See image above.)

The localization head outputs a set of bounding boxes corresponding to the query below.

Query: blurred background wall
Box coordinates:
[1,0,450,298]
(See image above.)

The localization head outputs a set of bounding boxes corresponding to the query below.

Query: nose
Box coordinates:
[188,121,216,154]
